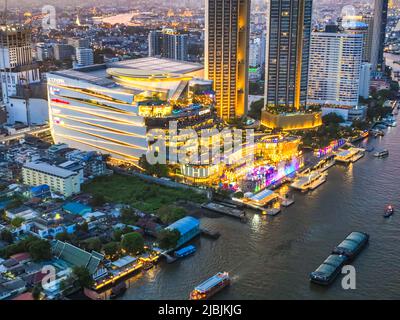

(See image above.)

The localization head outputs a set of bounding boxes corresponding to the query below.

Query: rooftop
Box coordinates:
[48,57,203,89]
[166,216,200,236]
[23,162,77,179]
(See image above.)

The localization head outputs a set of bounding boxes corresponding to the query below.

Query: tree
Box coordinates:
[157,205,186,225]
[0,229,13,243]
[139,154,169,177]
[90,194,106,207]
[28,239,51,262]
[55,232,71,242]
[121,232,144,255]
[102,242,120,258]
[120,207,139,225]
[72,266,94,289]
[248,99,264,120]
[83,237,102,252]
[11,217,25,227]
[113,226,133,242]
[32,285,42,300]
[77,221,89,234]
[157,229,181,250]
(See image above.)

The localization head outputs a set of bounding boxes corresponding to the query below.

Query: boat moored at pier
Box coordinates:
[290,171,327,192]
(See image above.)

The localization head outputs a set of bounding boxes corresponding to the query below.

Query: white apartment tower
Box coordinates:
[308,29,363,107]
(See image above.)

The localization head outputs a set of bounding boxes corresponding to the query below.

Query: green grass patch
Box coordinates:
[82,174,206,213]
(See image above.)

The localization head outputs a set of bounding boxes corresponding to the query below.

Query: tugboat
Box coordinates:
[384,205,394,218]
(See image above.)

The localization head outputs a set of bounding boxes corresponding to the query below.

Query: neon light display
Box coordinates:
[315,139,346,158]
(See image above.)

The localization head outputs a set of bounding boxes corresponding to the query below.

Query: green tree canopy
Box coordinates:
[157,229,181,250]
[11,217,25,228]
[102,242,120,259]
[72,266,94,289]
[28,239,52,261]
[121,232,144,255]
[157,205,186,225]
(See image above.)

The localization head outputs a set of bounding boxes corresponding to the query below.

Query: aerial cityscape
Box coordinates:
[0,0,399,304]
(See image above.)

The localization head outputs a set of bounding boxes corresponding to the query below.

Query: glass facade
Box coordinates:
[265,0,313,110]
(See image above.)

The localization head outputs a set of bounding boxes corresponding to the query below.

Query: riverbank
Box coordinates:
[118,110,400,300]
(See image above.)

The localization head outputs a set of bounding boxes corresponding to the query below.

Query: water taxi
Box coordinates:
[190,272,230,300]
[290,171,327,192]
[374,149,389,158]
[175,245,196,258]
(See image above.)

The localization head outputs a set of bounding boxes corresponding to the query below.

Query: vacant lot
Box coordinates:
[82,174,206,213]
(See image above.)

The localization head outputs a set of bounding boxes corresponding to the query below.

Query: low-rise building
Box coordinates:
[22,162,81,197]
[166,216,200,247]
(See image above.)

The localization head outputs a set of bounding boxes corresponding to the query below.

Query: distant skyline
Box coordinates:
[3,0,399,11]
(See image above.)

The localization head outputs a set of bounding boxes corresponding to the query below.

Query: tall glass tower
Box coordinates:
[205,0,250,120]
[264,0,313,111]
[371,0,389,72]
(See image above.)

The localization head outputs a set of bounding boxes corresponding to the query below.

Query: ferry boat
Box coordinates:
[190,272,230,300]
[384,205,394,218]
[290,171,327,192]
[373,149,389,158]
[310,254,348,285]
[332,231,369,259]
[175,245,196,258]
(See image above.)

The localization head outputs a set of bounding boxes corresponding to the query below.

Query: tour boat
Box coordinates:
[190,272,230,300]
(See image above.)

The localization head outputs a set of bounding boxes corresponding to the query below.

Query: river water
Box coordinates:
[122,117,400,300]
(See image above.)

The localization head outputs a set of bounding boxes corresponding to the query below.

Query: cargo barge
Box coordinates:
[332,231,369,259]
[190,272,230,300]
[310,232,369,285]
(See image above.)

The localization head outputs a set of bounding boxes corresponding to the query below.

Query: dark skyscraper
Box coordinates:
[205,0,250,120]
[371,0,389,71]
[264,0,313,110]
[148,28,188,61]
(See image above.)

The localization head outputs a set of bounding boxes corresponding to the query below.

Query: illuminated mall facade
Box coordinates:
[47,57,303,193]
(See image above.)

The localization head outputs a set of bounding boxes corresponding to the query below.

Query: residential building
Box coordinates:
[371,0,389,71]
[22,162,81,197]
[264,0,313,110]
[148,28,188,61]
[75,48,94,68]
[35,43,54,62]
[308,28,363,107]
[205,0,250,120]
[359,62,372,99]
[53,44,75,61]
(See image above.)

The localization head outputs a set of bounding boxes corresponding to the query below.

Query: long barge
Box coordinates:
[310,231,369,285]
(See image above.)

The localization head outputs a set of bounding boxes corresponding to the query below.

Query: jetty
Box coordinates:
[201,202,246,220]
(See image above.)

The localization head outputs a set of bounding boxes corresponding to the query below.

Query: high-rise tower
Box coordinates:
[264,0,313,111]
[205,0,250,120]
[370,0,389,72]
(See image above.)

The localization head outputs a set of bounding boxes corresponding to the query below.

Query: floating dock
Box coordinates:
[201,202,246,219]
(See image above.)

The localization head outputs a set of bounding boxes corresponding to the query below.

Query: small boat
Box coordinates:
[190,272,230,300]
[384,205,394,218]
[374,149,389,158]
[174,245,196,258]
